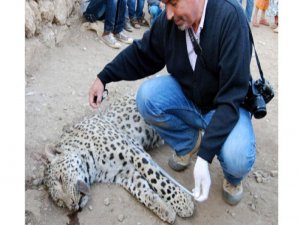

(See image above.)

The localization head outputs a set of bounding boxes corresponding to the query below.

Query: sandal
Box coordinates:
[259,19,270,26]
[130,18,141,29]
[137,12,150,27]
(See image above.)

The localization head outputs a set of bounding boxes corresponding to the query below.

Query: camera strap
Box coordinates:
[247,24,266,83]
[187,28,207,68]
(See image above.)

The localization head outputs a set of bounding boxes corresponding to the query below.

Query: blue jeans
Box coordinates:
[238,0,254,22]
[84,0,126,33]
[83,0,106,22]
[136,75,256,185]
[127,0,145,20]
[104,0,126,33]
[148,5,162,26]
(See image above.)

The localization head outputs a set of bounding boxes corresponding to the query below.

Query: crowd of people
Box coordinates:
[239,0,279,33]
[80,0,165,49]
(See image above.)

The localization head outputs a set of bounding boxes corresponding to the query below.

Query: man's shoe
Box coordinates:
[124,20,133,32]
[222,179,243,205]
[101,33,121,49]
[130,18,141,29]
[114,31,133,44]
[168,131,202,171]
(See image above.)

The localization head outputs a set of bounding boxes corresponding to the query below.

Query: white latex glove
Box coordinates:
[193,156,211,202]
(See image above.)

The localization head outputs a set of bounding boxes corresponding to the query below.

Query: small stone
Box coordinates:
[83,47,87,51]
[270,170,278,177]
[256,176,263,183]
[117,214,125,222]
[88,205,93,211]
[137,222,141,225]
[250,203,256,211]
[104,198,110,206]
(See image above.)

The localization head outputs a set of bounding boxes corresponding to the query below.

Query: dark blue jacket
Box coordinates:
[98,0,252,163]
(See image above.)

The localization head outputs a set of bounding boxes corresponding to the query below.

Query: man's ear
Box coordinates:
[44,144,61,162]
[77,180,91,195]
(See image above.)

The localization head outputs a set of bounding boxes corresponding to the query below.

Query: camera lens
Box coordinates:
[253,107,267,119]
[253,95,267,119]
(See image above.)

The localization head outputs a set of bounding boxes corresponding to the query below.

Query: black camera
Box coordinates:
[242,79,275,119]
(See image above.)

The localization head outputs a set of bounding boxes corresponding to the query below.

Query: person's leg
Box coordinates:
[114,0,133,44]
[136,0,145,19]
[245,0,254,22]
[103,0,118,33]
[124,1,134,32]
[217,108,256,186]
[136,75,208,156]
[101,0,122,49]
[114,0,126,33]
[252,7,259,27]
[136,0,149,26]
[83,0,106,22]
[217,108,255,205]
[128,0,141,28]
[259,9,270,26]
[127,0,136,19]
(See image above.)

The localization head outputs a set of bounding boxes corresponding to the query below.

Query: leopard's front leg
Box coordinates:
[129,150,194,218]
[119,170,176,224]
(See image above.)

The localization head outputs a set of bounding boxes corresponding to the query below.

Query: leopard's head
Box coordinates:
[43,144,90,212]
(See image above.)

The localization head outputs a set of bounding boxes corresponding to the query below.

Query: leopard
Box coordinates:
[43,93,194,224]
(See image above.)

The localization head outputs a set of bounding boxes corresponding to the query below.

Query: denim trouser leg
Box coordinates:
[245,0,254,22]
[84,0,106,22]
[238,0,254,22]
[104,0,118,33]
[136,0,145,19]
[136,75,256,185]
[127,0,136,19]
[114,0,126,33]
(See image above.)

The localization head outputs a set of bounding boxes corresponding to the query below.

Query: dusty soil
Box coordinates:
[25,11,278,225]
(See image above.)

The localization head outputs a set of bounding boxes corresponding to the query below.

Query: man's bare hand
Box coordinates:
[89,78,104,109]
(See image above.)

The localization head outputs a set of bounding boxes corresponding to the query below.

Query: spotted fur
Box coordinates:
[44,94,194,224]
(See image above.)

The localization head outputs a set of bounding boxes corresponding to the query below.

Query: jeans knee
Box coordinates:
[219,143,256,179]
[136,82,160,122]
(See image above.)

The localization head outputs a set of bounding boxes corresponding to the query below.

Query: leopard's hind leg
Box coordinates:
[119,169,176,224]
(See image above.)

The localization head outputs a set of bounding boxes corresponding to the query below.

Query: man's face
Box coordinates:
[162,0,201,31]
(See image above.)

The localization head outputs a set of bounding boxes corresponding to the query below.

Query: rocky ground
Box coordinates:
[25,8,278,225]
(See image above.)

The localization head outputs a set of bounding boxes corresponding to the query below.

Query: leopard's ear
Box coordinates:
[45,144,61,162]
[77,180,90,195]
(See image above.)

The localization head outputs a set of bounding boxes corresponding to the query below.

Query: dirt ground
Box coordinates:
[25,11,278,225]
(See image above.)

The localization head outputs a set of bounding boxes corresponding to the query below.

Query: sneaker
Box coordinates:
[101,33,121,49]
[124,20,133,32]
[114,31,133,44]
[168,130,202,171]
[222,179,243,205]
